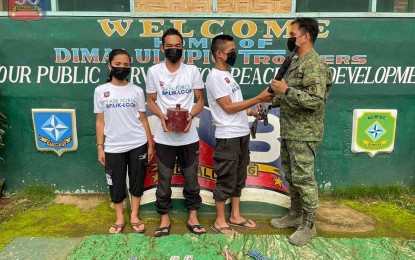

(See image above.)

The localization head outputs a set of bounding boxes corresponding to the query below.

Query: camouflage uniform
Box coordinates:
[272,48,332,215]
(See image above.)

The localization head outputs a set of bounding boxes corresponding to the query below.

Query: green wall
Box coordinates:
[0,17,414,194]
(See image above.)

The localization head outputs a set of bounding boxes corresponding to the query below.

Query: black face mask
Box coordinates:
[287,34,305,52]
[287,37,297,52]
[111,67,131,80]
[225,51,237,66]
[165,48,183,63]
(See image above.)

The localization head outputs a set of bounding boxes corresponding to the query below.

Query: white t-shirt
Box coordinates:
[205,68,250,139]
[94,82,148,153]
[146,62,204,146]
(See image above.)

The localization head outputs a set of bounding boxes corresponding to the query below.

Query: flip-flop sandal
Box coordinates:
[186,223,206,235]
[210,225,237,234]
[131,221,146,234]
[109,223,125,234]
[155,225,170,237]
[228,219,259,230]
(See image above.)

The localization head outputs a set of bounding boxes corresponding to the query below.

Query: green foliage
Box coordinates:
[343,200,415,239]
[0,202,114,251]
[11,185,56,210]
[320,184,415,214]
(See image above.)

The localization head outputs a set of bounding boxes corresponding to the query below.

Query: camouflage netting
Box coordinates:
[68,234,415,259]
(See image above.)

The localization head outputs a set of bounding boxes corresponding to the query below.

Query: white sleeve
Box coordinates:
[192,66,204,90]
[209,75,229,100]
[93,87,103,113]
[145,67,157,94]
[136,87,146,112]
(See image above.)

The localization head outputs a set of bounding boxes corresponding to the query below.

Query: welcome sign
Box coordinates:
[0,16,413,198]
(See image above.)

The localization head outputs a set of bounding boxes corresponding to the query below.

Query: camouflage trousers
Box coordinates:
[281,139,320,213]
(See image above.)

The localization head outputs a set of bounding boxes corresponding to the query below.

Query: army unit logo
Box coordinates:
[32,109,78,156]
[8,0,47,22]
[351,109,397,157]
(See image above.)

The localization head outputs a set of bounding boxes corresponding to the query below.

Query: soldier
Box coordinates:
[269,17,332,246]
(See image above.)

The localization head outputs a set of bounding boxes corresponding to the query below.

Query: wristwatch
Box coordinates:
[285,87,291,95]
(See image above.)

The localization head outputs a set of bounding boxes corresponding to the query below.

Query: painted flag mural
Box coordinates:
[141,107,290,208]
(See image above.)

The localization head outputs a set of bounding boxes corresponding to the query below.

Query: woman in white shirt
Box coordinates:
[94,49,154,234]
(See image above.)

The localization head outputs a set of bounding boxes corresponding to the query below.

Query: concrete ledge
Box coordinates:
[0,237,81,260]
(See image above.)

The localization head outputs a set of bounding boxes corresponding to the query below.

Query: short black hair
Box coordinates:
[291,18,319,43]
[211,34,234,58]
[108,48,131,64]
[161,28,183,46]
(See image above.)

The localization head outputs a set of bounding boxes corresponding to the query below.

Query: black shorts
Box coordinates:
[213,134,250,201]
[105,144,148,203]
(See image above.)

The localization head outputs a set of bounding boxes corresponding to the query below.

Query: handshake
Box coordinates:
[249,48,297,139]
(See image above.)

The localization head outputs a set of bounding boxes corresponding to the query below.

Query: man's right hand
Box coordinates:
[98,148,105,166]
[257,88,275,103]
[160,114,170,132]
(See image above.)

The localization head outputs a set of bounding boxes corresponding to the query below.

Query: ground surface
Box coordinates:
[50,195,380,235]
[0,194,414,259]
[316,201,377,233]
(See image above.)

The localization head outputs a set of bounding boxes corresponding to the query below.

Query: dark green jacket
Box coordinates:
[272,48,332,141]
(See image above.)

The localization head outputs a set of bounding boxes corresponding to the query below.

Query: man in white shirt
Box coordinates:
[146,28,206,236]
[205,34,274,234]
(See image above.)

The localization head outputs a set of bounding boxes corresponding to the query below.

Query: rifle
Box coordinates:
[250,103,267,139]
[268,46,298,93]
[250,47,298,139]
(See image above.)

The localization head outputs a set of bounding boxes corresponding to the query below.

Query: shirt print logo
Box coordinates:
[160,81,164,87]
[225,77,230,84]
[104,91,110,98]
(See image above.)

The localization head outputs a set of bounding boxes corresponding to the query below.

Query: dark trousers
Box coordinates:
[155,141,201,215]
[105,144,148,203]
[213,134,250,201]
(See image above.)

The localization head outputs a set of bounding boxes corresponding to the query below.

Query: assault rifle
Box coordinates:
[250,103,268,139]
[267,46,298,93]
[250,47,298,139]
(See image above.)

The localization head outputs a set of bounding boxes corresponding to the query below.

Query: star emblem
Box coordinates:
[41,114,68,141]
[148,163,158,183]
[366,121,386,141]
[151,172,158,183]
[274,177,283,187]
